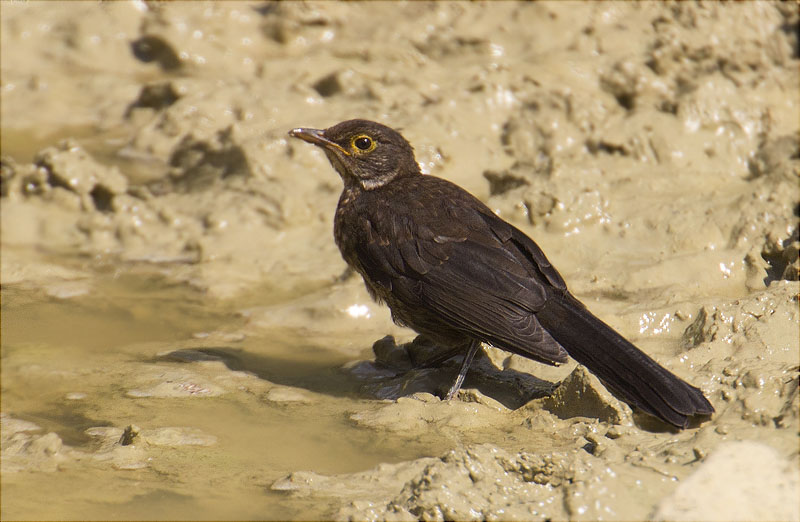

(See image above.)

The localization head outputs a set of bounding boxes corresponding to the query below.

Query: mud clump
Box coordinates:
[526,365,633,426]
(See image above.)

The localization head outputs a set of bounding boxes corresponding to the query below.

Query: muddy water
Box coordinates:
[2,2,799,521]
[1,264,448,519]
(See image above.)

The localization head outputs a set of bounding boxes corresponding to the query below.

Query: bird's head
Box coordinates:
[289,119,421,190]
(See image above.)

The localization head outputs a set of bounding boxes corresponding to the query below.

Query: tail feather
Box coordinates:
[537,294,714,428]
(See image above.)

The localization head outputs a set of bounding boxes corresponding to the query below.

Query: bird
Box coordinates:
[288,119,714,428]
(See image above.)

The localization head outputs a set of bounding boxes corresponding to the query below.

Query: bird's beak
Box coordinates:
[289,127,350,156]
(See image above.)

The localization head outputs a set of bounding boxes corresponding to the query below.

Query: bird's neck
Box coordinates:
[351,164,422,192]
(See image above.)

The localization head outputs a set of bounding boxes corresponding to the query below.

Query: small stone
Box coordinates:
[692,447,707,460]
[118,425,140,446]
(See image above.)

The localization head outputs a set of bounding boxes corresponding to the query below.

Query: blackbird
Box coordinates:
[289,119,714,428]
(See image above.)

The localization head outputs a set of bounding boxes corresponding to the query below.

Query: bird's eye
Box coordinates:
[352,135,375,152]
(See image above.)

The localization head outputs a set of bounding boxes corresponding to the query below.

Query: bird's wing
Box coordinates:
[354,185,569,364]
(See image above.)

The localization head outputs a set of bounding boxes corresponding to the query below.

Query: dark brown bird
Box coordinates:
[289,119,714,428]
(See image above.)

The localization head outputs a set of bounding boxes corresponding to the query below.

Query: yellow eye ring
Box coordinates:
[351,134,376,153]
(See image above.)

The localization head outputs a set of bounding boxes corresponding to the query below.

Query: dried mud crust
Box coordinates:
[1,1,798,521]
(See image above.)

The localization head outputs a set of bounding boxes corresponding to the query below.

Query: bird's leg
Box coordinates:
[443,340,480,400]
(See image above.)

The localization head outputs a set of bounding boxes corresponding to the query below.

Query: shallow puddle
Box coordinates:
[0,264,462,519]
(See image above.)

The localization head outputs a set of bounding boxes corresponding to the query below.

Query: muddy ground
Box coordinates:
[1,2,798,521]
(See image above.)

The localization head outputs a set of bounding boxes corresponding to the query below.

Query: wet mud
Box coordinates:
[1,2,798,520]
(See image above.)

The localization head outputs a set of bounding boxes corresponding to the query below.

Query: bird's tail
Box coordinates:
[537,294,714,428]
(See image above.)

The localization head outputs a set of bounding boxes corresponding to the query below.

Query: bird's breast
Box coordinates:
[333,190,359,253]
[333,191,373,273]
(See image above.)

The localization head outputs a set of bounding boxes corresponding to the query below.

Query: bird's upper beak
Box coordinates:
[289,127,350,156]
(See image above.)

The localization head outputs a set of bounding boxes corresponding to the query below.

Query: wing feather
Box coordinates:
[353,192,569,364]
